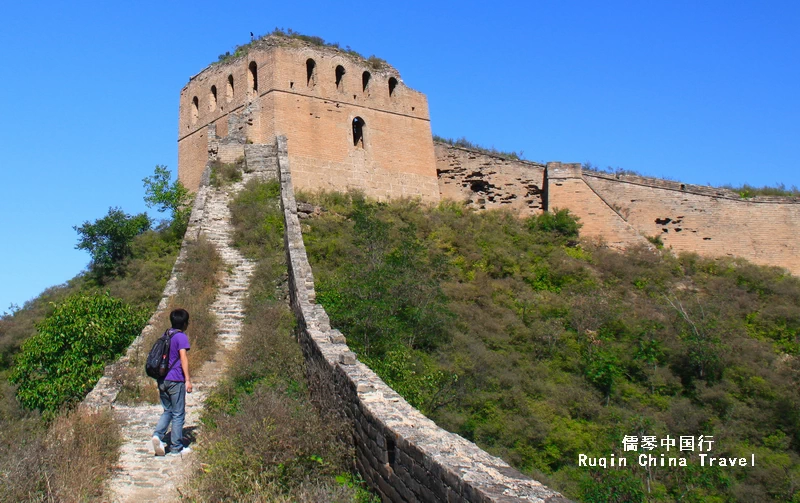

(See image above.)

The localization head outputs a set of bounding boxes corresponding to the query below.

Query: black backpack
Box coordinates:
[145,328,179,379]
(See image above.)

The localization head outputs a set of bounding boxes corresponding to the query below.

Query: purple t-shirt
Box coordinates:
[165,330,190,382]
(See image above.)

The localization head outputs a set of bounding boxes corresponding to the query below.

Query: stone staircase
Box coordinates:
[92,153,273,502]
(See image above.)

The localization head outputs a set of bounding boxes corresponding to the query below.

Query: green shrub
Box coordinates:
[229,178,283,259]
[646,233,665,249]
[143,164,194,238]
[527,209,581,238]
[10,292,147,416]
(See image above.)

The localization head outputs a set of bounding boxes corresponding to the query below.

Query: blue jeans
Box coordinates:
[153,380,186,452]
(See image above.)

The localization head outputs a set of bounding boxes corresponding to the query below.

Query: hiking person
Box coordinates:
[152,308,193,456]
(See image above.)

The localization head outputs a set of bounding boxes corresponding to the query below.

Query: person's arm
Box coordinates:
[179,348,192,393]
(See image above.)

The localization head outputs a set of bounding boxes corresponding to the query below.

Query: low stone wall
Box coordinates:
[276,135,568,503]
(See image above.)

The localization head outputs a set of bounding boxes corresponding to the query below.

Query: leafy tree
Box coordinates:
[9,292,148,416]
[74,208,151,280]
[142,165,194,236]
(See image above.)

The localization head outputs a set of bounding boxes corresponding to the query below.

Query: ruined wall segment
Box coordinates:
[545,163,646,248]
[275,136,568,503]
[435,143,546,216]
[584,172,800,274]
[179,36,439,203]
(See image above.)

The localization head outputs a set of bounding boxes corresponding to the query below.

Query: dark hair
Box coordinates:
[170,308,190,330]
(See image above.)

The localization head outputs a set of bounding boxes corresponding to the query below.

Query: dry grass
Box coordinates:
[0,403,121,503]
[184,269,360,501]
[116,235,222,404]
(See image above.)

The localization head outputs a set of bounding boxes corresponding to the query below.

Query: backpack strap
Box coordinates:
[161,328,181,376]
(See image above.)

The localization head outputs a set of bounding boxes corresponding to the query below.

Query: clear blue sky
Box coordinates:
[1,0,798,312]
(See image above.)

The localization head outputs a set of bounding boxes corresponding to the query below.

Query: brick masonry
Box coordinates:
[180,36,800,275]
[179,35,439,204]
[435,143,546,216]
[580,171,800,272]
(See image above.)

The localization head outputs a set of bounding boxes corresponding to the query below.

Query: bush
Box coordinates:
[143,164,194,238]
[0,407,121,502]
[527,208,581,238]
[229,178,283,259]
[9,292,147,416]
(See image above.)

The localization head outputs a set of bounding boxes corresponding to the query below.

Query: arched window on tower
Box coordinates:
[306,58,316,86]
[248,61,258,93]
[227,74,234,102]
[388,77,398,97]
[362,71,371,92]
[209,85,217,111]
[335,65,346,89]
[191,96,199,125]
[352,117,365,148]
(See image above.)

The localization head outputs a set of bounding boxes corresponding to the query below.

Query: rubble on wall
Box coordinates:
[435,144,546,216]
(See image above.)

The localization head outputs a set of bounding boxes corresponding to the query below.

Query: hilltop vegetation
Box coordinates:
[299,191,800,503]
[216,28,388,70]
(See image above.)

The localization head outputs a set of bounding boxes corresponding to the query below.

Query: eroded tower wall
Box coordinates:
[179,41,439,202]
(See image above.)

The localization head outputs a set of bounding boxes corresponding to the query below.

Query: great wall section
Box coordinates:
[83,132,569,502]
[82,151,270,501]
[81,34,799,502]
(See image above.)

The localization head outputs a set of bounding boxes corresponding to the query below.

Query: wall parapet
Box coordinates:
[583,170,800,204]
[275,135,569,502]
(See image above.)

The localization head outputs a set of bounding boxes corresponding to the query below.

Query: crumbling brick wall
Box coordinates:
[435,143,546,215]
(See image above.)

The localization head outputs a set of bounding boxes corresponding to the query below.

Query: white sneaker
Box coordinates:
[168,446,192,456]
[152,436,165,456]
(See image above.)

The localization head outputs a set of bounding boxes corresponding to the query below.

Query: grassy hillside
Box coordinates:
[299,191,800,503]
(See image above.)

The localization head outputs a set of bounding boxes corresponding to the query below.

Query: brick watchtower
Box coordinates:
[178,35,440,202]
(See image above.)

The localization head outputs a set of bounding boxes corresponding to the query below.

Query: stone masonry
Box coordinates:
[275,135,570,502]
[83,152,273,502]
